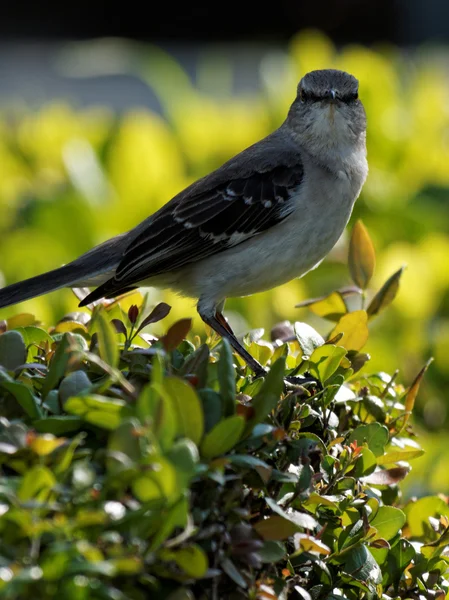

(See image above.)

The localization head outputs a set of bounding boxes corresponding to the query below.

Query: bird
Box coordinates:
[0,69,368,378]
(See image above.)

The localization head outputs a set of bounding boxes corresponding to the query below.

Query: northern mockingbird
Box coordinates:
[0,69,368,378]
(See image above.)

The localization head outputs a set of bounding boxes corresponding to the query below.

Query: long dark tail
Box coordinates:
[0,235,126,310]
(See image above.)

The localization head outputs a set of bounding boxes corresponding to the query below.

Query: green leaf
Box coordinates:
[161,545,208,578]
[309,345,347,383]
[367,266,405,317]
[59,370,91,406]
[96,311,119,368]
[0,330,26,371]
[258,540,287,563]
[148,496,189,551]
[377,445,424,465]
[42,333,72,399]
[220,557,247,589]
[137,382,177,450]
[218,339,236,416]
[181,344,210,388]
[348,219,376,289]
[15,326,53,361]
[351,446,377,477]
[0,376,42,419]
[131,456,177,502]
[386,539,415,587]
[166,438,199,488]
[201,415,245,458]
[404,496,448,537]
[108,419,141,469]
[164,377,204,446]
[198,389,222,432]
[343,545,382,584]
[243,356,285,435]
[65,394,133,430]
[294,322,324,357]
[18,465,56,502]
[348,423,389,457]
[370,506,406,540]
[33,416,84,435]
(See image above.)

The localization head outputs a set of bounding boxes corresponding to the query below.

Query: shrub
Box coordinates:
[0,224,445,600]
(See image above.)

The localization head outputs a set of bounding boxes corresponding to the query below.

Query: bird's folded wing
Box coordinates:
[81,163,304,303]
[118,164,303,280]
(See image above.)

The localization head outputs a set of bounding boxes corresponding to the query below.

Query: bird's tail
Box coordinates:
[0,235,127,310]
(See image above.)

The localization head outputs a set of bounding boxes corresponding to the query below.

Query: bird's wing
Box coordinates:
[80,163,303,304]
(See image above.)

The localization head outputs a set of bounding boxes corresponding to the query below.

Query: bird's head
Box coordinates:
[287,69,366,152]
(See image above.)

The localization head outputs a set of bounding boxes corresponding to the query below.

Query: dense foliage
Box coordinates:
[0,225,445,599]
[0,32,449,451]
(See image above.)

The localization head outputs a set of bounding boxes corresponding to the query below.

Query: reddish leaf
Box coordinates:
[111,319,127,335]
[402,358,433,427]
[136,302,172,334]
[128,305,139,325]
[0,320,6,333]
[161,319,192,352]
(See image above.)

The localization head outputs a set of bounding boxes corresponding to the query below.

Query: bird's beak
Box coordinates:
[325,89,337,103]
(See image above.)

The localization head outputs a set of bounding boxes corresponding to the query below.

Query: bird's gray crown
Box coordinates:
[297,69,359,102]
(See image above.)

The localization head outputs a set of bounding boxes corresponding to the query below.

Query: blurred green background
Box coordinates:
[1,30,449,494]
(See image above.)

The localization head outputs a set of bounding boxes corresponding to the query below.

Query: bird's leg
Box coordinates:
[198,304,267,378]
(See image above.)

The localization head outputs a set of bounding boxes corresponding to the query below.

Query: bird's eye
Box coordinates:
[299,89,307,102]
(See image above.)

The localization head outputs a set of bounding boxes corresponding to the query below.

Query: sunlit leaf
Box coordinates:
[348,220,376,289]
[370,506,406,540]
[293,533,331,555]
[308,291,348,322]
[347,423,389,457]
[309,345,346,383]
[329,310,369,351]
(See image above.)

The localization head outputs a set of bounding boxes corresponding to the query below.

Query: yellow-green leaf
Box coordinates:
[163,377,204,446]
[96,311,119,368]
[18,465,56,502]
[348,220,376,289]
[201,415,244,458]
[329,310,369,351]
[367,266,405,317]
[308,291,348,322]
[29,434,66,456]
[293,533,331,555]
